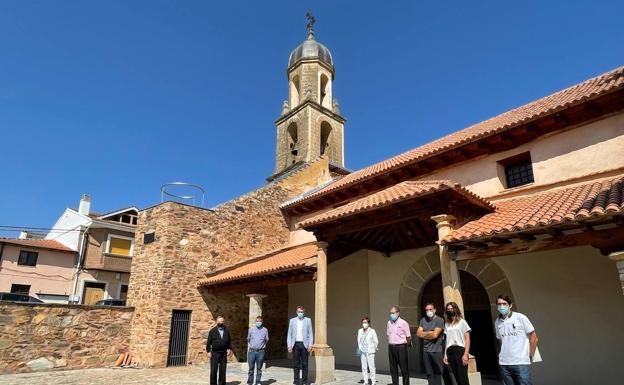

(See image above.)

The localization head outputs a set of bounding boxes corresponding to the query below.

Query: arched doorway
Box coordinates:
[420,271,498,375]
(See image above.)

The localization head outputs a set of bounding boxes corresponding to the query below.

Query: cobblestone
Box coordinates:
[0,362,502,385]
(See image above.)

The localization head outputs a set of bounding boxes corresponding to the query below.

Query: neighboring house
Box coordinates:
[0,238,77,303]
[46,194,138,305]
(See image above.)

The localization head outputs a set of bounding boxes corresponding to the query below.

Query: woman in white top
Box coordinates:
[443,302,471,385]
[357,317,379,384]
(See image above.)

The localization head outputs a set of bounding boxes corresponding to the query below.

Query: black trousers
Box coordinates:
[292,341,309,385]
[423,352,444,385]
[210,350,227,385]
[446,346,469,385]
[388,344,409,385]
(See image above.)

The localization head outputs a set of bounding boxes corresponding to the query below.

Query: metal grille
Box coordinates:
[505,160,534,188]
[167,310,191,367]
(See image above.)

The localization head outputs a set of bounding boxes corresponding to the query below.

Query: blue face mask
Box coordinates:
[498,305,510,315]
[256,321,263,328]
[390,313,398,321]
[297,312,305,319]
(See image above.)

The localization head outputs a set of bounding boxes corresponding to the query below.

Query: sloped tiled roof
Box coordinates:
[444,175,624,243]
[300,180,494,228]
[0,238,75,253]
[283,66,624,210]
[198,243,318,287]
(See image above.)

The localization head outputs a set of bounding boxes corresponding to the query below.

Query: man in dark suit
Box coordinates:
[206,315,232,385]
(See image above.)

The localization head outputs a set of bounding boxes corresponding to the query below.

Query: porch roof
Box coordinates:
[444,174,624,244]
[197,243,318,288]
[299,180,494,253]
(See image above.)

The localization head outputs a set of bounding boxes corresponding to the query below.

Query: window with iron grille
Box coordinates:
[499,152,534,188]
[18,250,38,266]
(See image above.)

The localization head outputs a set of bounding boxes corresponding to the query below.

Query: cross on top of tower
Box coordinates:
[306,10,316,40]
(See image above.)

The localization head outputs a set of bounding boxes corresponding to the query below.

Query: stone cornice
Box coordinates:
[275,99,346,125]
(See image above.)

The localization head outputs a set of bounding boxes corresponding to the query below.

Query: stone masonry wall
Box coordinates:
[128,158,333,368]
[0,302,133,374]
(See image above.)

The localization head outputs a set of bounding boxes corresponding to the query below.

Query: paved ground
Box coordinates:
[0,363,501,385]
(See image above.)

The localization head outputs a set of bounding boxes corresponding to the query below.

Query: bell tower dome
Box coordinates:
[272,11,346,177]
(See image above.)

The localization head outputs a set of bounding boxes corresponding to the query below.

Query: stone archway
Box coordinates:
[398,249,515,374]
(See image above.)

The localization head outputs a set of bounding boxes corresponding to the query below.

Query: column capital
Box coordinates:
[608,250,624,262]
[316,241,329,251]
[431,214,456,229]
[246,293,268,299]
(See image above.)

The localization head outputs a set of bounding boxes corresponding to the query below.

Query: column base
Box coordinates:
[468,371,482,385]
[311,345,334,384]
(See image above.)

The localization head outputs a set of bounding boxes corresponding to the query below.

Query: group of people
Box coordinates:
[205,296,538,385]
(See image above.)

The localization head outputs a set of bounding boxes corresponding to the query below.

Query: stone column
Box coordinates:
[246,294,267,327]
[312,241,335,384]
[431,214,464,313]
[608,251,624,295]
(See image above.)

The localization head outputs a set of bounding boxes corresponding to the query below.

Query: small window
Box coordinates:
[107,237,133,256]
[144,232,155,244]
[499,152,534,188]
[11,284,31,295]
[18,250,38,266]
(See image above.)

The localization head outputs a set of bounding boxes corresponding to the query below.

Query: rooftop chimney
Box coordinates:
[78,194,91,216]
[18,231,28,239]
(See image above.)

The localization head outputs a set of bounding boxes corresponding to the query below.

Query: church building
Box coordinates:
[126,15,624,385]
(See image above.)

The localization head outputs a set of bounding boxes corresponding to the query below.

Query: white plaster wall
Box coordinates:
[289,249,371,367]
[495,246,624,385]
[420,113,624,198]
[45,208,90,250]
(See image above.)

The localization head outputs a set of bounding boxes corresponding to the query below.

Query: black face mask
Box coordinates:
[446,310,456,318]
[217,323,224,328]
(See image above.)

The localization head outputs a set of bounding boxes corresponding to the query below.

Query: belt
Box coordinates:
[389,343,407,346]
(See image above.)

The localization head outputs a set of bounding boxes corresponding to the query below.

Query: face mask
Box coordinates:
[217,323,224,328]
[390,314,398,321]
[426,311,435,318]
[297,312,305,319]
[256,321,263,328]
[362,323,369,329]
[446,310,455,318]
[498,305,510,316]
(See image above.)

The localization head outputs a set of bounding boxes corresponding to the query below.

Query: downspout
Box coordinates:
[71,226,89,303]
[0,242,5,272]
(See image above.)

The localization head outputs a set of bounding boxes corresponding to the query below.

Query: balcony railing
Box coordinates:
[84,253,132,272]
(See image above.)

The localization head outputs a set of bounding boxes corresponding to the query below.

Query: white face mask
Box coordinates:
[362,323,369,329]
[426,311,435,318]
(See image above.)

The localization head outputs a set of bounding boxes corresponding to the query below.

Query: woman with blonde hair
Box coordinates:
[443,302,471,385]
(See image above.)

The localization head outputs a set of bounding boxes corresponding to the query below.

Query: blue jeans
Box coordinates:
[247,350,265,385]
[500,365,532,385]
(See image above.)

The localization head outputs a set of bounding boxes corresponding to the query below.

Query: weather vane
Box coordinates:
[306,10,316,38]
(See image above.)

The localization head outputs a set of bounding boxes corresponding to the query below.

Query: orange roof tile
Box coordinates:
[0,238,75,253]
[444,175,624,243]
[300,180,494,228]
[198,243,318,287]
[283,66,624,210]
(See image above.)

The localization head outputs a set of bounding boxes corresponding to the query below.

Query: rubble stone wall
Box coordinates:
[0,302,133,374]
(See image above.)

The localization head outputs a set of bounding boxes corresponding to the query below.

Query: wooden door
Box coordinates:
[83,282,106,305]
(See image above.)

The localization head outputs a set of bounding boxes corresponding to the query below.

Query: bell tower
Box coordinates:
[272,12,346,177]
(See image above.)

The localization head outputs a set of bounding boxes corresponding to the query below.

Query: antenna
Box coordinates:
[160,182,205,207]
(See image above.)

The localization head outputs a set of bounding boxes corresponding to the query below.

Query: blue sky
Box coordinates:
[1,1,623,235]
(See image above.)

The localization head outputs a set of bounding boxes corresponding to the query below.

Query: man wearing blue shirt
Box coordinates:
[287,305,314,385]
[247,315,269,385]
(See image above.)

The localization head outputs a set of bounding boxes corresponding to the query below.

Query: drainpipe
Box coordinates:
[71,226,89,303]
[0,242,5,272]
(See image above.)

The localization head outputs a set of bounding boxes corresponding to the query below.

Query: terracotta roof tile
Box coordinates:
[198,243,318,287]
[300,180,494,228]
[283,66,624,210]
[0,238,75,253]
[444,175,624,243]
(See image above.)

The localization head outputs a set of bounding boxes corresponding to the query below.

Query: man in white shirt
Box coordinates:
[495,295,538,385]
[287,305,313,385]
